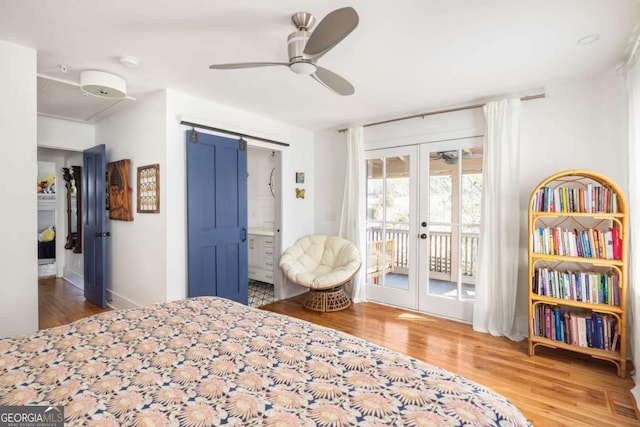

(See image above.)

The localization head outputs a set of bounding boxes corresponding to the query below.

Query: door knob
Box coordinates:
[420,233,427,239]
[421,221,428,227]
[95,232,111,238]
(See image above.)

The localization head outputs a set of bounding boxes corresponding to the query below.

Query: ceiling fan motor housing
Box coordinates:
[287,30,311,62]
[287,30,316,74]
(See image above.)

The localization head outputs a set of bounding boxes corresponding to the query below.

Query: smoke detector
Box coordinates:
[80,70,127,99]
[119,56,139,69]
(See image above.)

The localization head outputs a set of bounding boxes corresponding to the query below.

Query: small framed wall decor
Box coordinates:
[295,172,305,184]
[137,164,160,213]
[107,159,134,221]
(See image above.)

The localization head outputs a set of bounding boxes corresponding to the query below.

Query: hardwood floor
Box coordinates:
[39,281,639,426]
[38,276,111,330]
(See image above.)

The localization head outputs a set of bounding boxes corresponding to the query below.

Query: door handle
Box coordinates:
[95,232,111,238]
[241,227,247,242]
[420,233,427,239]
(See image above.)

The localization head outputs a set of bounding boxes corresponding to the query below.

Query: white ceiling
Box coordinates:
[1,0,638,131]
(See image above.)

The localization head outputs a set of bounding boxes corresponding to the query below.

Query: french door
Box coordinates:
[365,139,483,322]
[365,146,418,309]
[417,140,483,322]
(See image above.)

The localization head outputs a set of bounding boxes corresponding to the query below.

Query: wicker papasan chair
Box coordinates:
[279,235,362,312]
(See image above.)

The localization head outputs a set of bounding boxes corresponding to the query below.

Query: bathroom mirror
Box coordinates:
[62,166,82,253]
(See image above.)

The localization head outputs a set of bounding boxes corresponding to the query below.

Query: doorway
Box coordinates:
[247,147,281,307]
[364,138,483,322]
[36,148,89,328]
[36,148,85,286]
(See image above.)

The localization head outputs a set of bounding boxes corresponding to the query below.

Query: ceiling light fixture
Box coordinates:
[289,61,316,75]
[577,34,600,45]
[80,70,127,99]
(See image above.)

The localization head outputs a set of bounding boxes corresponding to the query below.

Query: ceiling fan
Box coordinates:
[209,7,359,96]
[430,149,484,164]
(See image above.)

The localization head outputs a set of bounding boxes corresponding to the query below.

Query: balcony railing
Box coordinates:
[366,222,479,281]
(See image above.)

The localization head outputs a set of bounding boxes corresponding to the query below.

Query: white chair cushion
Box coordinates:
[279,235,362,290]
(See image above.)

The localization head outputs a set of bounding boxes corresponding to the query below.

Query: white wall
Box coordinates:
[38,115,95,150]
[95,90,168,309]
[166,89,315,301]
[314,128,348,235]
[313,72,628,340]
[0,40,38,338]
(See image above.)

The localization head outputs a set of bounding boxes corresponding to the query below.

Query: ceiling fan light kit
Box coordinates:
[209,7,359,95]
[80,70,127,99]
[289,61,316,75]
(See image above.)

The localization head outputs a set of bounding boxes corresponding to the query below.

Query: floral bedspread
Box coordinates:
[0,297,531,426]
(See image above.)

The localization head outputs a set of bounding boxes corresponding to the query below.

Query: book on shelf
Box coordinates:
[605,232,614,259]
[611,323,620,352]
[586,317,593,348]
[577,316,587,347]
[569,312,578,346]
[611,227,622,259]
[545,306,552,340]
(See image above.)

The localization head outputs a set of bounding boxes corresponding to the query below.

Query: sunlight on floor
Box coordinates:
[397,313,437,321]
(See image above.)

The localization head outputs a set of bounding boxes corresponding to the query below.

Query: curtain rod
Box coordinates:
[180,120,290,147]
[337,93,546,133]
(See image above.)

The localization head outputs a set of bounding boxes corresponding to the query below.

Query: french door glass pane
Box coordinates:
[427,148,482,302]
[429,175,452,224]
[459,150,482,301]
[428,151,455,298]
[366,156,409,289]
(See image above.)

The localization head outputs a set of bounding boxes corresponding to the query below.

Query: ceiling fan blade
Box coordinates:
[304,7,359,59]
[209,62,289,69]
[312,66,354,96]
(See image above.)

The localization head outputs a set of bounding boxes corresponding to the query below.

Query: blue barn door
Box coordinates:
[83,144,108,308]
[187,130,248,304]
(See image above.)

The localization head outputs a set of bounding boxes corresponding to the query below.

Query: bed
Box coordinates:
[0,297,531,426]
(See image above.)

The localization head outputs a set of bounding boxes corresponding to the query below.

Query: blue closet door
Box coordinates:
[187,131,248,304]
[83,144,108,308]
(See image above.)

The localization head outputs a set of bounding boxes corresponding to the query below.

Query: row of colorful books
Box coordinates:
[531,227,622,259]
[531,184,619,213]
[532,304,619,351]
[532,267,620,306]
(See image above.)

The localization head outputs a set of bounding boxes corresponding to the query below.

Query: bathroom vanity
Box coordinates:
[248,229,274,284]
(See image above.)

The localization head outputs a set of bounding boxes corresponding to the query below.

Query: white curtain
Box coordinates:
[626,61,640,406]
[339,126,366,303]
[473,98,522,340]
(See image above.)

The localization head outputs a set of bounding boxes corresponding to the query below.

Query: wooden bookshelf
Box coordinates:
[528,170,628,377]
